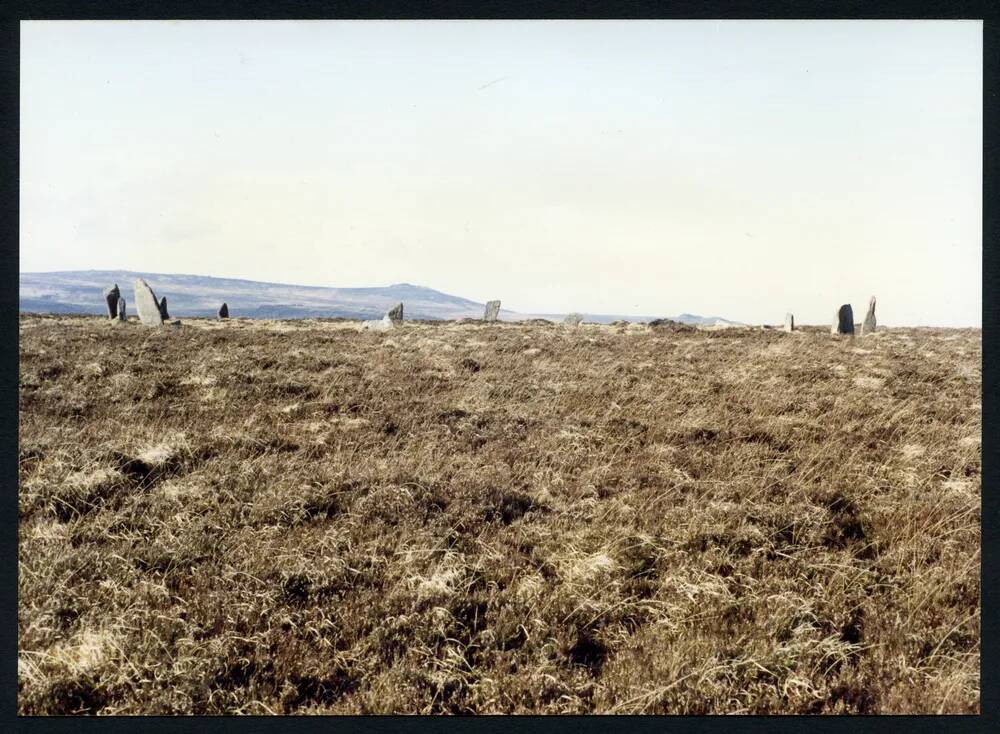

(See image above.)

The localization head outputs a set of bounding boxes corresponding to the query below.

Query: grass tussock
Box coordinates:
[18,314,980,714]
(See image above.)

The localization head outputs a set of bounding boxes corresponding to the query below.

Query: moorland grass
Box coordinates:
[18,314,980,714]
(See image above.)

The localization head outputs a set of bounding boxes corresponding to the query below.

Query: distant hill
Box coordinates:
[674,313,743,327]
[19,270,741,325]
[19,271,503,321]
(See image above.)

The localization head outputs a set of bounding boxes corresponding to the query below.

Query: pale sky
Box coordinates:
[20,20,982,326]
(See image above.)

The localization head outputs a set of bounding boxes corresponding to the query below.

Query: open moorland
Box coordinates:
[18,313,981,714]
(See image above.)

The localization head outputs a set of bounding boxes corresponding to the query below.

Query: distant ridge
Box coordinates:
[19,271,493,321]
[19,270,740,325]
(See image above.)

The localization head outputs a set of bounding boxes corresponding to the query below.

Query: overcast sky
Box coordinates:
[20,20,982,326]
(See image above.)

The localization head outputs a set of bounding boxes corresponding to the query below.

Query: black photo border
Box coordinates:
[1,3,995,733]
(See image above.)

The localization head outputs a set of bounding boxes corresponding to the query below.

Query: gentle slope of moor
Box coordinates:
[18,314,980,714]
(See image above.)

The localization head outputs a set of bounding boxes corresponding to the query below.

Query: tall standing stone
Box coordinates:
[836,304,854,335]
[861,296,876,336]
[784,313,794,332]
[158,296,170,320]
[103,284,120,319]
[133,279,164,327]
[483,300,501,322]
[219,303,229,319]
[386,302,403,324]
[117,296,127,322]
[563,312,584,326]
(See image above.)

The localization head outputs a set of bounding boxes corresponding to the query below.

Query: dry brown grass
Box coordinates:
[18,313,980,714]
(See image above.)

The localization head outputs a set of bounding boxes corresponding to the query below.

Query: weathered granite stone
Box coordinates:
[784,313,794,332]
[563,312,583,326]
[117,297,126,322]
[133,279,164,326]
[103,284,120,319]
[219,303,229,319]
[158,296,170,320]
[484,300,501,322]
[862,296,876,335]
[386,303,403,324]
[364,315,393,331]
[836,304,854,335]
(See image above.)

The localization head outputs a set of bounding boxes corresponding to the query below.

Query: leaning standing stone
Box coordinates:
[386,302,403,324]
[784,313,794,332]
[484,300,501,322]
[158,296,170,320]
[364,315,393,331]
[218,303,229,319]
[563,312,583,326]
[103,284,120,319]
[862,296,876,335]
[117,296,127,322]
[133,279,164,326]
[836,304,854,335]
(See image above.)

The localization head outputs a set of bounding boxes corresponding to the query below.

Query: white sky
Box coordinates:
[20,20,982,326]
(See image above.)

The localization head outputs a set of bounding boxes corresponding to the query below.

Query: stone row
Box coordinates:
[104,282,878,334]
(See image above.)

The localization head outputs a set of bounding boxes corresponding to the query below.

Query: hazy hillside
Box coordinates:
[19,271,498,321]
[19,270,741,325]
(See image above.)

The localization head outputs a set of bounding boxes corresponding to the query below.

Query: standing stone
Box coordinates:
[483,300,501,322]
[836,304,854,335]
[563,312,584,326]
[218,303,229,319]
[386,302,403,324]
[103,284,120,319]
[783,313,794,332]
[861,296,876,335]
[158,296,170,320]
[133,279,164,327]
[364,315,394,331]
[117,296,126,322]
